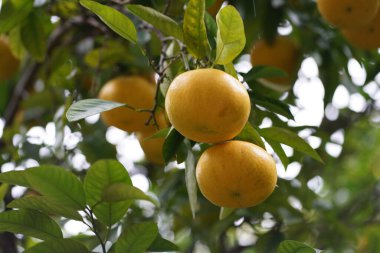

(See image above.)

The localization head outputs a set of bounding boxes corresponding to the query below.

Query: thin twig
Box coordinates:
[85,207,107,253]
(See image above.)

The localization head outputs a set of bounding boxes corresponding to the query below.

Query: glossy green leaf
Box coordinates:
[8,196,83,221]
[127,5,183,40]
[259,127,323,163]
[277,240,317,253]
[114,222,158,253]
[266,140,289,169]
[0,209,62,241]
[20,12,47,61]
[66,99,125,122]
[79,0,137,43]
[84,160,132,226]
[147,234,179,252]
[235,122,266,149]
[0,184,8,200]
[26,165,86,210]
[163,127,185,164]
[183,0,210,58]
[0,170,30,187]
[244,65,288,82]
[204,12,217,50]
[24,239,90,253]
[224,63,238,79]
[215,6,246,64]
[251,93,294,120]
[145,127,171,141]
[102,182,159,207]
[0,0,33,33]
[185,148,198,218]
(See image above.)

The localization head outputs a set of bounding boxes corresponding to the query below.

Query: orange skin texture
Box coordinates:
[0,37,19,81]
[342,10,380,50]
[208,0,224,16]
[137,132,165,165]
[196,140,277,208]
[250,36,300,91]
[165,69,251,143]
[98,76,155,133]
[317,0,380,29]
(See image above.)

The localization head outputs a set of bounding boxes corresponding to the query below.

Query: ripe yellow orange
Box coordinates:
[165,69,250,143]
[98,76,155,133]
[196,140,277,208]
[137,112,168,165]
[317,0,380,29]
[137,132,165,165]
[208,0,224,16]
[250,36,300,92]
[342,10,380,50]
[0,37,20,81]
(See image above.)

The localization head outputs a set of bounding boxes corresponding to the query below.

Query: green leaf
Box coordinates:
[9,27,26,59]
[8,196,83,221]
[26,165,86,210]
[79,0,137,43]
[0,184,8,200]
[147,234,179,252]
[20,12,47,61]
[224,63,238,79]
[235,122,266,149]
[144,127,171,141]
[127,5,183,40]
[251,93,294,120]
[277,240,317,253]
[0,0,33,33]
[204,11,217,50]
[0,170,30,187]
[0,209,62,241]
[258,127,323,163]
[114,222,158,253]
[84,42,129,69]
[185,148,198,218]
[163,127,185,164]
[66,99,125,122]
[244,65,288,82]
[215,5,246,64]
[219,207,234,220]
[266,140,289,169]
[206,0,217,8]
[102,182,159,207]
[84,160,132,226]
[24,239,90,253]
[183,0,210,58]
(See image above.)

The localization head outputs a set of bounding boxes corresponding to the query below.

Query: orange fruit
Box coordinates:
[165,69,250,143]
[317,0,380,29]
[196,140,277,208]
[0,37,19,81]
[137,112,168,165]
[250,36,300,92]
[98,76,156,133]
[208,0,224,16]
[342,10,380,50]
[137,132,165,165]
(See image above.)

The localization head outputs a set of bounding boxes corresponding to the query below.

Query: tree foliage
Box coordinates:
[0,0,380,252]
